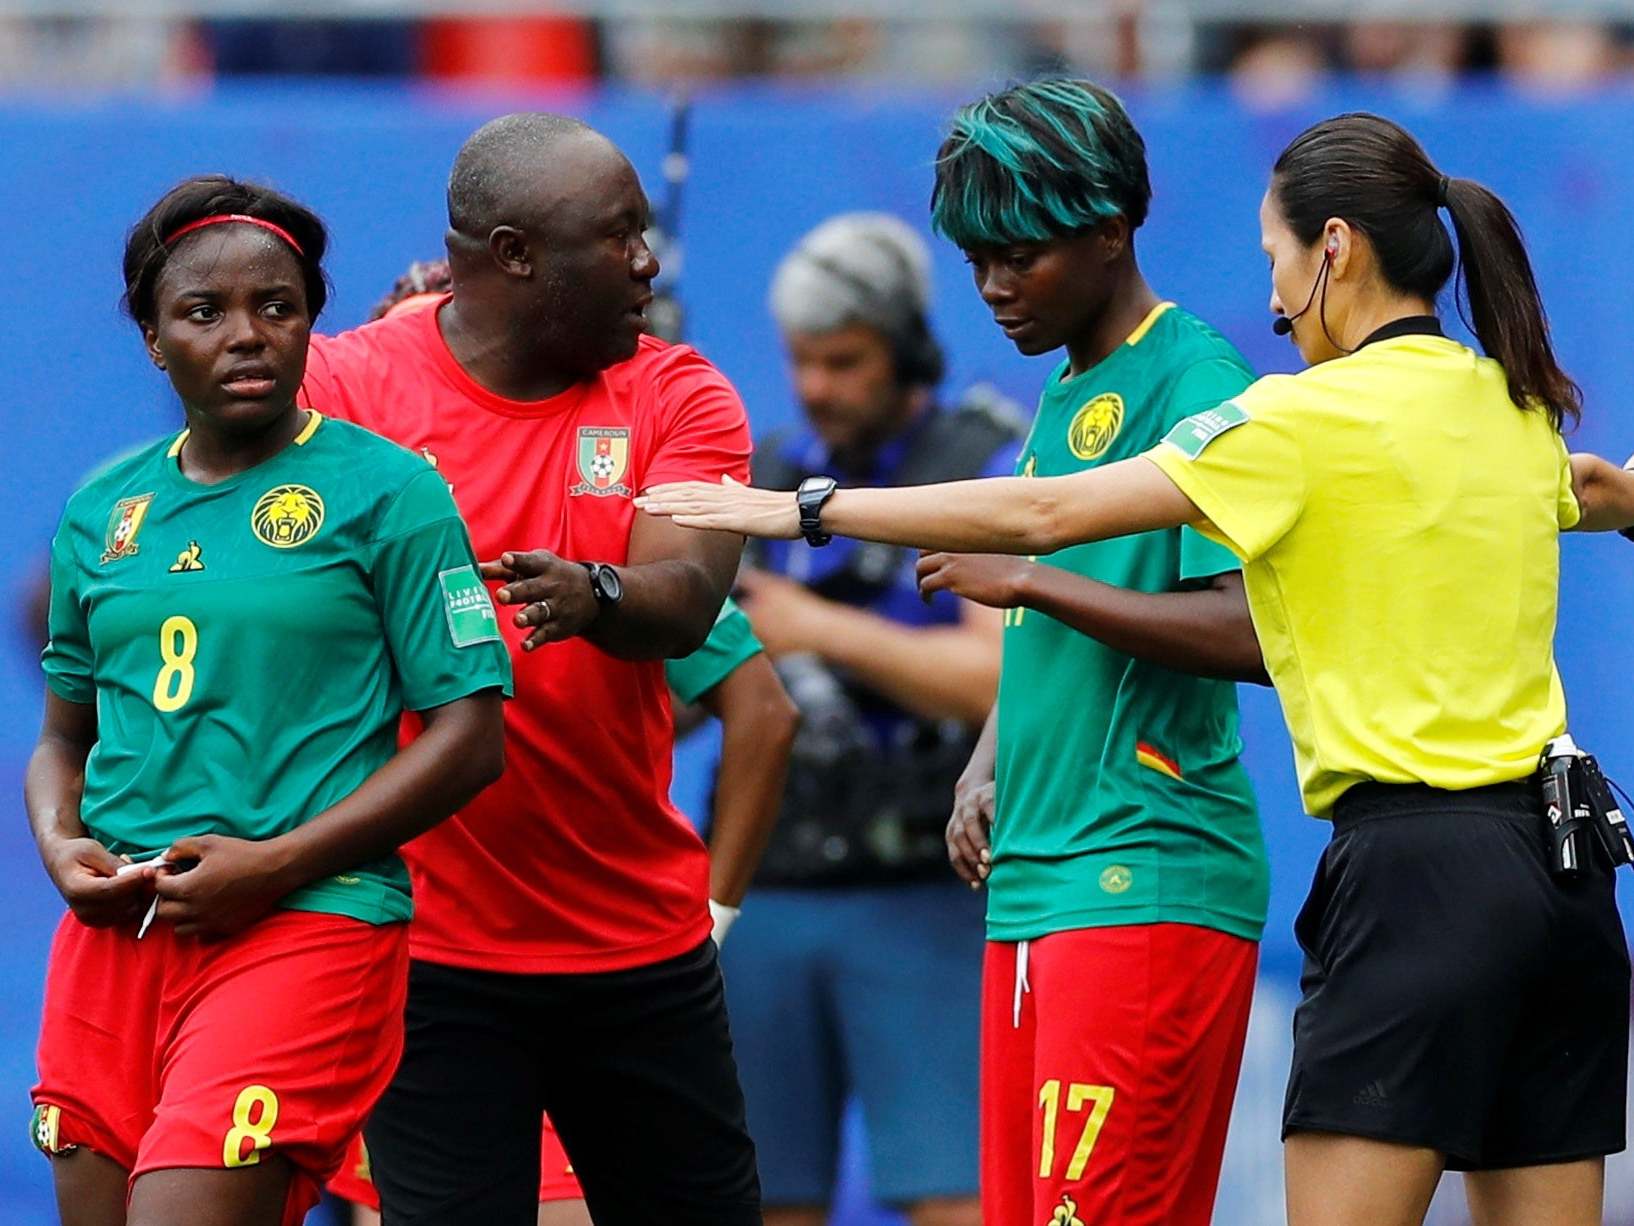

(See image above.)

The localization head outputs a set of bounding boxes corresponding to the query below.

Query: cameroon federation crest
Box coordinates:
[252,484,325,549]
[570,427,632,497]
[101,492,154,564]
[1067,393,1125,461]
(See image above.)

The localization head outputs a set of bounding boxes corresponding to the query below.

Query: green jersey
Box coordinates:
[665,598,762,705]
[42,413,512,925]
[990,304,1268,943]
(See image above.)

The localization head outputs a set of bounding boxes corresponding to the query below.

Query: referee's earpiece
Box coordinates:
[1273,234,1342,338]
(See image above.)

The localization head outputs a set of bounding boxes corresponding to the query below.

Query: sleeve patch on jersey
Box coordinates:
[439,566,502,648]
[30,1104,74,1156]
[1162,401,1249,460]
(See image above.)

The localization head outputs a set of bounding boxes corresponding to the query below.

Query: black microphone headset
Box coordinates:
[1272,234,1341,338]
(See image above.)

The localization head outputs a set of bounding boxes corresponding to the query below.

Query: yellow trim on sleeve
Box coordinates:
[1124,301,1176,348]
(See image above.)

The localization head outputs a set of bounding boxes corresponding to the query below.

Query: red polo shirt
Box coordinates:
[302,300,751,972]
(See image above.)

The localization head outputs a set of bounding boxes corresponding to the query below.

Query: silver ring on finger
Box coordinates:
[540,598,553,622]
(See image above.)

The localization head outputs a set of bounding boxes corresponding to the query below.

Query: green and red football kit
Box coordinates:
[983,304,1268,1226]
[32,415,510,1224]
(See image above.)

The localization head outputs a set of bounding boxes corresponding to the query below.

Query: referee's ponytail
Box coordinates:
[1273,113,1580,432]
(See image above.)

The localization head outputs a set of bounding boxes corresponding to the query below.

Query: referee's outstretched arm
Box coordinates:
[640,455,1194,558]
[1568,453,1634,533]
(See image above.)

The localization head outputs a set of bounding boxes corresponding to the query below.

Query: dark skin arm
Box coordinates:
[696,653,798,907]
[26,694,155,927]
[153,691,505,938]
[916,554,1269,685]
[734,568,1002,725]
[1569,452,1634,533]
[483,515,743,660]
[939,564,1264,887]
[947,705,998,889]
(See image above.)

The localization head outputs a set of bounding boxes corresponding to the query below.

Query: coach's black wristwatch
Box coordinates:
[581,562,624,613]
[796,475,838,547]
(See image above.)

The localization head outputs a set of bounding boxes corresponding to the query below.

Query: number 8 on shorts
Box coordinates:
[223,1085,279,1167]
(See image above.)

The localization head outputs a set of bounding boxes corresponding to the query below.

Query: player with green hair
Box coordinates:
[930,77,1154,252]
[665,78,1273,1225]
[919,79,1270,1226]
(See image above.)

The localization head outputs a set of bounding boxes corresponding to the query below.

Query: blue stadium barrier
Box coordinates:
[4,79,1634,1223]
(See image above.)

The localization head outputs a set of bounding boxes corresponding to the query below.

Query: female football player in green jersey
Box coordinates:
[700,78,1272,1226]
[25,176,510,1226]
[642,109,1634,1226]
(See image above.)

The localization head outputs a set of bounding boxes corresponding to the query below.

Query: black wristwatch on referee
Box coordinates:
[796,476,838,547]
[580,562,623,616]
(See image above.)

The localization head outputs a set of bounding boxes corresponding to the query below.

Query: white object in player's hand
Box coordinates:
[119,857,181,940]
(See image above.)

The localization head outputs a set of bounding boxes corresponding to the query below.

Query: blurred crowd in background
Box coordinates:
[4,8,1634,96]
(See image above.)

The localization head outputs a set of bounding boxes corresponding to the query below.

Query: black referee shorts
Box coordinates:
[365,938,761,1225]
[1283,780,1630,1170]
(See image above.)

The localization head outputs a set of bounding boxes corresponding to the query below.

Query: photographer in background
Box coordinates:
[721,213,1018,1226]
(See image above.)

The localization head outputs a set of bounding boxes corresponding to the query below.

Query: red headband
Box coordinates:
[163,214,305,257]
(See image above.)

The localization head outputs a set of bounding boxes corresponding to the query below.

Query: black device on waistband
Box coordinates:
[1540,735,1634,879]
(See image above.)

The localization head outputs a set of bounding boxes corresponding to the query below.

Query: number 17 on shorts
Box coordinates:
[981,927,1257,1226]
[1038,1079,1114,1223]
[1038,1079,1115,1184]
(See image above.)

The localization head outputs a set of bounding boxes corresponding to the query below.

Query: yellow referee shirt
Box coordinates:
[1146,319,1580,817]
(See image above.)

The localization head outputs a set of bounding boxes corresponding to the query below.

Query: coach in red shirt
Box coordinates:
[299,113,758,1226]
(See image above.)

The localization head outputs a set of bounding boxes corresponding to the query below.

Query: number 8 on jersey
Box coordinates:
[152,615,199,712]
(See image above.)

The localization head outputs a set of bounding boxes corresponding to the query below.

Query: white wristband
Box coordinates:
[708,899,741,947]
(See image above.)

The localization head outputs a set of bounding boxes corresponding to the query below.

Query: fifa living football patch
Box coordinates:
[1162,402,1249,460]
[439,566,502,648]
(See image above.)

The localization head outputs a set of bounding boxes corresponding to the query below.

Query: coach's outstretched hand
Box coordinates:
[483,550,601,651]
[637,477,800,539]
[40,836,154,927]
[152,834,296,939]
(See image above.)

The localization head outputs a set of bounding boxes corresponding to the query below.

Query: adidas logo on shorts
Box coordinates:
[1352,1080,1389,1108]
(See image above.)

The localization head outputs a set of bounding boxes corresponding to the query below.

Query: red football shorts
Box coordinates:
[981,923,1257,1226]
[33,909,408,1226]
[326,1130,376,1209]
[328,1113,583,1208]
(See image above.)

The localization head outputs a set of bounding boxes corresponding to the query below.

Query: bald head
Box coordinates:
[438,111,658,385]
[447,112,620,238]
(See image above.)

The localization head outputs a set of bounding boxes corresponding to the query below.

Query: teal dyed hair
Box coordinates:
[931,78,1151,250]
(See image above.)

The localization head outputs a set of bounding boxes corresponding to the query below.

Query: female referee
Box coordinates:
[642,112,1634,1226]
[25,176,510,1226]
